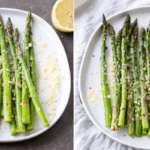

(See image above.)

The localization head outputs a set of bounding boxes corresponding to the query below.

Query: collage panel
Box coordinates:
[75,0,150,150]
[0,0,73,150]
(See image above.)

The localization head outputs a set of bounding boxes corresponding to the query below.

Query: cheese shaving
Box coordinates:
[87,89,98,103]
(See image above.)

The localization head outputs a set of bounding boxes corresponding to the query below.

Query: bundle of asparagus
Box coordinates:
[0,13,49,135]
[101,14,150,137]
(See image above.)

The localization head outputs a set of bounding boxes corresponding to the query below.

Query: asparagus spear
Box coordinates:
[27,32,36,130]
[22,13,31,124]
[130,27,142,136]
[126,21,137,135]
[6,18,25,132]
[126,20,137,135]
[0,15,12,122]
[13,28,49,127]
[108,24,119,130]
[118,15,130,127]
[115,29,122,118]
[146,26,150,135]
[139,28,149,130]
[0,47,2,117]
[146,26,150,116]
[146,26,150,88]
[5,36,17,135]
[100,15,112,127]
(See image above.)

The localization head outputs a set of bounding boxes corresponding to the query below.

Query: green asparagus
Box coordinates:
[108,24,119,130]
[0,15,12,123]
[126,21,137,135]
[27,31,36,130]
[22,13,31,124]
[139,28,149,130]
[0,47,2,117]
[130,27,142,136]
[146,26,150,134]
[118,15,130,127]
[100,15,112,127]
[6,18,25,132]
[13,28,49,127]
[5,36,17,135]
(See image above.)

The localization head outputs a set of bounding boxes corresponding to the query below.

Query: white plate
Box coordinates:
[79,6,150,149]
[0,8,71,142]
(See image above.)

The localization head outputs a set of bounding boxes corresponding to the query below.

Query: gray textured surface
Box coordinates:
[0,0,73,150]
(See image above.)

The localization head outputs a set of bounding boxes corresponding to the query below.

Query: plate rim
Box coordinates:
[0,7,71,142]
[79,5,150,149]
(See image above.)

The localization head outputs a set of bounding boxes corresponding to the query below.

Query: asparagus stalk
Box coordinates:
[146,26,150,129]
[130,27,142,136]
[139,28,149,130]
[146,26,150,89]
[0,47,2,117]
[6,18,25,132]
[100,15,112,127]
[115,29,122,120]
[0,15,12,122]
[5,36,17,135]
[118,15,130,127]
[27,32,36,130]
[126,21,137,135]
[108,24,119,130]
[13,28,49,127]
[22,13,32,124]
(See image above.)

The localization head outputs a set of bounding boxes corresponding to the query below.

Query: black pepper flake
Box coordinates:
[89,87,91,89]
[92,55,94,57]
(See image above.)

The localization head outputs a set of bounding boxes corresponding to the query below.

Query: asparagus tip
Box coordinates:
[133,18,138,26]
[8,17,11,22]
[7,17,12,30]
[124,14,130,26]
[102,14,106,24]
[27,12,32,23]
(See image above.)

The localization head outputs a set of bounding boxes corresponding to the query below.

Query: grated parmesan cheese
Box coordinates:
[39,56,61,116]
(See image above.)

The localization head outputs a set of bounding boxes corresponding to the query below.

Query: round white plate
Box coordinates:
[0,8,71,142]
[79,6,150,149]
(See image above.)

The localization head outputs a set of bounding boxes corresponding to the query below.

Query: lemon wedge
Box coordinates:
[51,0,73,32]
